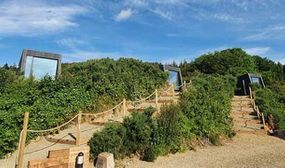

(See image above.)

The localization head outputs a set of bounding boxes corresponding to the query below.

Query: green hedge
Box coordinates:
[0,58,167,159]
[255,88,285,130]
[180,74,235,143]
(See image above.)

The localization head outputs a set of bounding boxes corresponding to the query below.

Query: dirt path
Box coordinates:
[121,132,285,168]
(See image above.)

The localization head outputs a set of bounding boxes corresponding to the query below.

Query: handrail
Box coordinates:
[25,81,190,134]
[249,86,266,131]
[82,101,124,116]
[27,114,79,133]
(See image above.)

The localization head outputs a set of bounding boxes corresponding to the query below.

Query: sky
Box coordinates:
[0,0,285,65]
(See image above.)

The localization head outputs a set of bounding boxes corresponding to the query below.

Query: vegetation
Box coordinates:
[255,88,285,130]
[88,74,235,161]
[0,58,167,158]
[1,47,285,161]
[180,48,285,131]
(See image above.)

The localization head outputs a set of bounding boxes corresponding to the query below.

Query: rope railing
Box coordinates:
[127,90,157,104]
[27,114,79,133]
[23,81,192,134]
[82,101,124,116]
[16,81,190,167]
[249,86,266,131]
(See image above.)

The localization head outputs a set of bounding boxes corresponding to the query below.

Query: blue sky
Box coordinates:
[0,0,285,65]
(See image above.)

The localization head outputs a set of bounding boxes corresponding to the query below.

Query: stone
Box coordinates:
[96,152,115,168]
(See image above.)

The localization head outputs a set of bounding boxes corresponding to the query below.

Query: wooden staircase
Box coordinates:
[231,96,265,134]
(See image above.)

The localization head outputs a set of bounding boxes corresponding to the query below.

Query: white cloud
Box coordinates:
[115,8,133,21]
[56,38,88,49]
[0,0,87,36]
[244,47,271,56]
[150,8,173,20]
[244,25,285,41]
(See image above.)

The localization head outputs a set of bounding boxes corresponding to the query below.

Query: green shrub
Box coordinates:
[155,104,193,154]
[122,107,157,158]
[88,123,126,159]
[255,88,285,130]
[180,74,235,142]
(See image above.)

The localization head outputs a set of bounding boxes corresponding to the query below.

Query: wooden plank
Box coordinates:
[48,149,70,158]
[28,158,69,168]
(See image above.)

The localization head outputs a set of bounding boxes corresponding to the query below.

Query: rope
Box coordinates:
[27,114,79,133]
[158,85,174,94]
[26,82,188,134]
[82,101,123,116]
[127,90,156,104]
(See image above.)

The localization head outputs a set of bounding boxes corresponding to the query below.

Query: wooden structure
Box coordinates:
[28,146,90,168]
[236,73,265,95]
[15,83,189,167]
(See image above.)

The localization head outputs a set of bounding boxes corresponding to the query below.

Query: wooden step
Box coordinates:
[29,147,90,168]
[147,99,176,103]
[231,111,256,116]
[232,114,258,120]
[234,119,262,127]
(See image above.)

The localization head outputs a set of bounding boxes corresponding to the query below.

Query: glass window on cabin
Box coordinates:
[251,77,260,85]
[169,70,180,90]
[24,56,58,79]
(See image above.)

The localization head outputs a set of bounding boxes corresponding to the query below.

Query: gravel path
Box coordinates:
[120,96,285,168]
[121,132,285,168]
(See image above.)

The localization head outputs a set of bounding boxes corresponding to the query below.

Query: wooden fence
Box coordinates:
[15,82,189,168]
[248,86,267,132]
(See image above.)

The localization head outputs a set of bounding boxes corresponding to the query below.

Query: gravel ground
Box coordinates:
[120,96,285,168]
[120,132,285,168]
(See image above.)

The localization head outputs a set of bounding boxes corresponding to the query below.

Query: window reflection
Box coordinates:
[24,56,58,79]
[251,77,260,85]
[169,70,180,90]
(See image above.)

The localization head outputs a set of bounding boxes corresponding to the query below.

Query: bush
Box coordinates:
[122,108,157,157]
[88,123,126,159]
[155,104,193,154]
[180,74,235,142]
[255,88,285,130]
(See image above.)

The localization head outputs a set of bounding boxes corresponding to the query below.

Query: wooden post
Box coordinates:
[249,87,253,99]
[256,106,260,120]
[155,89,159,112]
[123,98,126,116]
[76,112,82,145]
[183,81,186,91]
[261,112,266,130]
[172,84,175,98]
[17,112,29,168]
[253,100,256,111]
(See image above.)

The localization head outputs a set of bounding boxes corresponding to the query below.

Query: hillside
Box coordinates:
[0,58,168,158]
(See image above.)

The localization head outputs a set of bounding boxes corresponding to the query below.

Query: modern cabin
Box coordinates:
[161,65,183,91]
[236,73,265,95]
[19,49,62,79]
